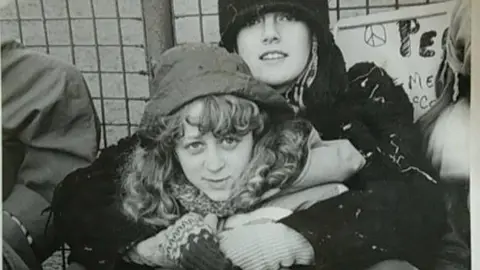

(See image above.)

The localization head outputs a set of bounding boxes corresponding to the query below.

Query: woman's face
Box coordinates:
[237,11,311,87]
[175,101,254,201]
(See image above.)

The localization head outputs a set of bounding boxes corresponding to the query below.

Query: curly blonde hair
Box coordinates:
[121,95,310,227]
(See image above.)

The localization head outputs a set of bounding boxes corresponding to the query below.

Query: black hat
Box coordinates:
[218,0,330,52]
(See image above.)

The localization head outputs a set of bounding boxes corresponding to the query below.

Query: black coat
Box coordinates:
[51,62,449,270]
[278,62,448,270]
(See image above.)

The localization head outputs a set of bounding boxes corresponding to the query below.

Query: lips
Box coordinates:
[205,176,229,183]
[259,50,288,60]
[204,177,230,190]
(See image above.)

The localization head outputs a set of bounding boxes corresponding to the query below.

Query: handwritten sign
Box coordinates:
[333,2,454,120]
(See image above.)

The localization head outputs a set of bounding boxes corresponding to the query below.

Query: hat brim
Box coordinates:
[144,71,294,120]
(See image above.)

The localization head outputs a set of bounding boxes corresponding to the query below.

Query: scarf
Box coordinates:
[169,180,240,217]
[284,35,319,113]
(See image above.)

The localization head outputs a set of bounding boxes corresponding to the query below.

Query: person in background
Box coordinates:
[417,0,471,269]
[2,40,100,270]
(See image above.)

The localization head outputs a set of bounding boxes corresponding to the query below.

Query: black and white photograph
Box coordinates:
[1,0,475,269]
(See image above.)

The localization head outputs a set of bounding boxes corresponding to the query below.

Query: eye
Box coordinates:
[220,136,240,149]
[277,13,296,22]
[245,16,262,27]
[185,141,205,154]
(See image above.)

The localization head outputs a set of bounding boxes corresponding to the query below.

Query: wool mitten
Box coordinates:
[163,212,239,270]
[219,222,314,270]
[125,212,239,270]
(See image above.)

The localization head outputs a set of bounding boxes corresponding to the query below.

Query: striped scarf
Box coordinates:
[284,35,319,113]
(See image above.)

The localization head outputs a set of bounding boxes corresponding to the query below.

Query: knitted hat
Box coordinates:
[140,43,293,133]
[218,0,330,52]
[218,0,330,51]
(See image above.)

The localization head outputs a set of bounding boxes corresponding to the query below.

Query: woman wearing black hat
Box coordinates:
[216,0,448,269]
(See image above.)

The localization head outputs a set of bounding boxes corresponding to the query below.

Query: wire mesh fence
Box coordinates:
[0,0,448,268]
[1,0,149,149]
[171,0,448,44]
[1,0,446,149]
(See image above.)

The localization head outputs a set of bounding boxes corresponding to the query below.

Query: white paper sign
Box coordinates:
[333,2,455,120]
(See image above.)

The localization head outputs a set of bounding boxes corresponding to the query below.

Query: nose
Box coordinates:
[261,16,280,44]
[204,146,225,173]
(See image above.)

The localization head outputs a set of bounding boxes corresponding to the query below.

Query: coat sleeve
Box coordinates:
[280,175,446,270]
[279,62,447,270]
[2,41,100,262]
[51,135,158,270]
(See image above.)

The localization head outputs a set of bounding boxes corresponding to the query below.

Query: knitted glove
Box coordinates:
[219,222,314,270]
[124,231,174,268]
[164,212,238,270]
[125,213,239,270]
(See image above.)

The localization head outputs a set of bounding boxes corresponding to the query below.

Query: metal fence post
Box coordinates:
[142,0,174,77]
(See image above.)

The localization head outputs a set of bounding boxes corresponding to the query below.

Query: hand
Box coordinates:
[124,213,234,270]
[219,222,314,270]
[320,139,366,179]
[122,225,174,267]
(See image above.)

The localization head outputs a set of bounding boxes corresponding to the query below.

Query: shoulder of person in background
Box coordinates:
[2,38,101,268]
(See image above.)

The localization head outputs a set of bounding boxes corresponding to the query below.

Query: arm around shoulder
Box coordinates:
[279,174,447,270]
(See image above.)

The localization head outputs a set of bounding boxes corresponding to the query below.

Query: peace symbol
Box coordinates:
[364,24,387,47]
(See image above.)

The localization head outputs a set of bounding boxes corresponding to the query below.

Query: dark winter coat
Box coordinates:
[278,62,447,270]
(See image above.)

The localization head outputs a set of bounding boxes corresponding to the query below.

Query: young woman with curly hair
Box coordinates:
[52,43,359,270]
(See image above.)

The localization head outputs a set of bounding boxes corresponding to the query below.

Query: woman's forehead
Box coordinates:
[250,9,295,18]
[250,6,299,17]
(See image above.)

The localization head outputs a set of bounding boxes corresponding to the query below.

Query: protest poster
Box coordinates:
[333,1,455,120]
